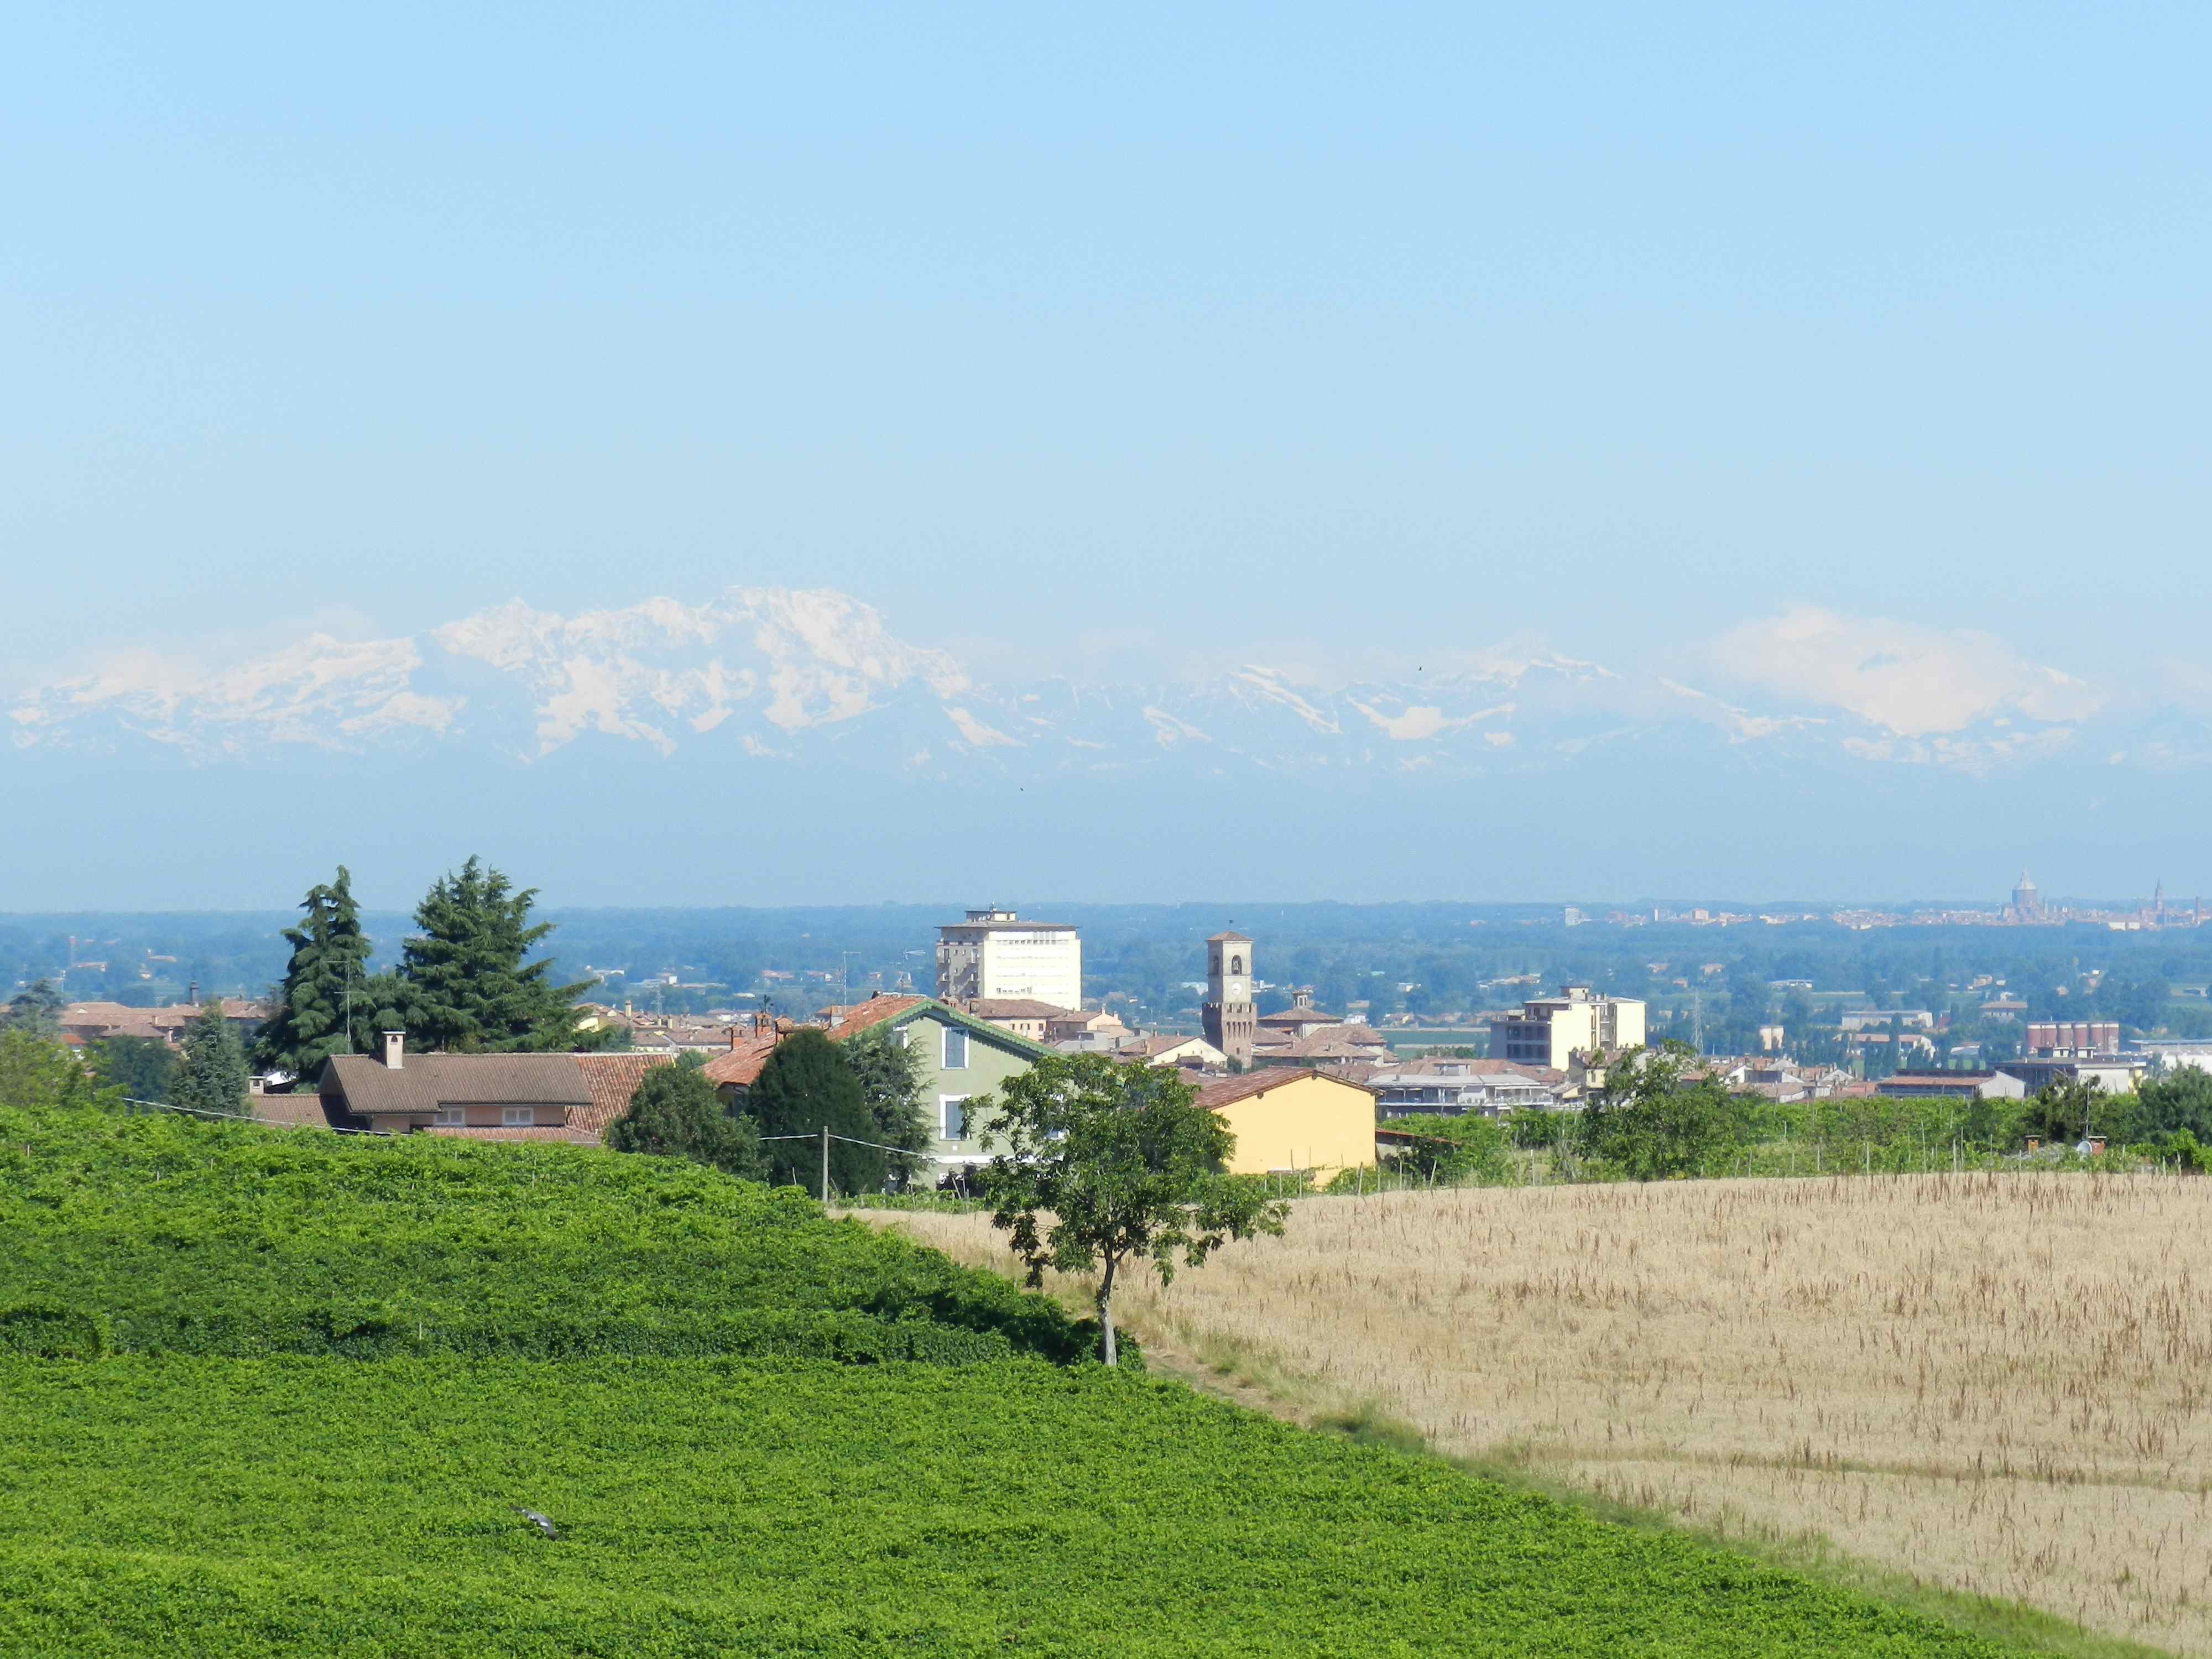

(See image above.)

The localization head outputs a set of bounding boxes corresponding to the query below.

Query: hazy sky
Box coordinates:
[6,3,2206,691]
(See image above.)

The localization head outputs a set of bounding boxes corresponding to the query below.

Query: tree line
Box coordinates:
[1373,1042,2212,1185]
[251,859,611,1082]
[607,1026,932,1199]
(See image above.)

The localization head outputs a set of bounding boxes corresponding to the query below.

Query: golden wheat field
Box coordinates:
[887,1173,2212,1656]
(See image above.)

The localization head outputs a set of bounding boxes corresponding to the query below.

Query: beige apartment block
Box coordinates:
[934,909,1082,1010]
[1489,984,1646,1069]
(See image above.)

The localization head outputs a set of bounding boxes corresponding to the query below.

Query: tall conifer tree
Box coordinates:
[253,867,385,1078]
[171,1001,249,1118]
[398,857,597,1052]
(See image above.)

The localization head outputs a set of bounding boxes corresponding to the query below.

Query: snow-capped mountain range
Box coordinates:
[9,586,2185,783]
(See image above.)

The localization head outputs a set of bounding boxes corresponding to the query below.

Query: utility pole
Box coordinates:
[820,1124,832,1203]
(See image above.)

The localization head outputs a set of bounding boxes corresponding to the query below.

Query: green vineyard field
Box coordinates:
[1,1354,2032,1658]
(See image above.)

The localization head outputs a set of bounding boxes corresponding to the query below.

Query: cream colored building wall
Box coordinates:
[1548,1003,1598,1069]
[1611,999,1647,1050]
[978,930,1082,1009]
[1215,1076,1377,1178]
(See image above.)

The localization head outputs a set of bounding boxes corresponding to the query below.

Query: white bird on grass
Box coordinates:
[512,1506,559,1539]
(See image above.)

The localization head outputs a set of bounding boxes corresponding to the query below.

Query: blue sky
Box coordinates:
[3,4,2208,906]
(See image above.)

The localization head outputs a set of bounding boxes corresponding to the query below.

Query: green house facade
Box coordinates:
[863,999,1053,1173]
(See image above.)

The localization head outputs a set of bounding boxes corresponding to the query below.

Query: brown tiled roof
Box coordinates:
[60,1001,144,1025]
[966,998,1074,1020]
[248,1092,343,1129]
[1122,1033,1217,1060]
[1258,1006,1340,1029]
[1193,1067,1379,1110]
[701,1036,785,1088]
[1256,1025,1392,1061]
[1206,931,1253,943]
[569,1052,676,1138]
[321,1053,595,1118]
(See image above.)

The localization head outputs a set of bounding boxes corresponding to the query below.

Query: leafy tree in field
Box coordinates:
[979,1053,1289,1366]
[168,1003,249,1118]
[253,865,390,1079]
[3,979,64,1037]
[1383,1113,1511,1183]
[842,1024,932,1188]
[1507,1105,1567,1151]
[88,1035,176,1104]
[1577,1042,1746,1181]
[0,1031,121,1112]
[2022,1077,2106,1147]
[745,1029,884,1198]
[607,1063,764,1178]
[2146,1128,2212,1173]
[398,857,600,1053]
[2120,1068,2212,1144]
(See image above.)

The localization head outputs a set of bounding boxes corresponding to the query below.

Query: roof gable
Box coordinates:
[860,997,1057,1061]
[1194,1067,1378,1110]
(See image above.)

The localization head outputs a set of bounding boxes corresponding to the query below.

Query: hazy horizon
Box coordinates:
[8,6,2208,908]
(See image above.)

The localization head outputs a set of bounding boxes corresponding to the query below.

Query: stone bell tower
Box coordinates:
[1202,931,1256,1067]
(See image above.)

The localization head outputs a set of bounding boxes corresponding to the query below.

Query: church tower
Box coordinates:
[1203,932,1256,1067]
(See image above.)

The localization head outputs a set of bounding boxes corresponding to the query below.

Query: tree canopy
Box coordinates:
[747,1029,885,1198]
[2,979,64,1038]
[1576,1042,1746,1181]
[397,857,598,1053]
[0,1030,119,1113]
[253,865,389,1079]
[170,1003,249,1119]
[842,1024,933,1188]
[88,1036,176,1105]
[607,1062,764,1178]
[979,1053,1288,1365]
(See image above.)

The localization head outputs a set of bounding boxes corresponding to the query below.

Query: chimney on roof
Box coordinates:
[382,1030,405,1070]
[187,980,200,1006]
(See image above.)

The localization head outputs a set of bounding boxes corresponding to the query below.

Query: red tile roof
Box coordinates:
[964,998,1075,1021]
[700,1036,784,1088]
[1192,1067,1378,1110]
[823,994,927,1042]
[568,1052,676,1139]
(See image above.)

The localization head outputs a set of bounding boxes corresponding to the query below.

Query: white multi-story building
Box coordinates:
[1489,984,1646,1069]
[935,909,1082,1010]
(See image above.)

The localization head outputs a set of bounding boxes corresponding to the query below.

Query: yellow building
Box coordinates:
[1193,1067,1377,1179]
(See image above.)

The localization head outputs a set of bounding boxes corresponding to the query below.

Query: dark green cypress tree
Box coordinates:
[398,857,596,1052]
[252,867,379,1080]
[171,1001,249,1118]
[744,1029,886,1198]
